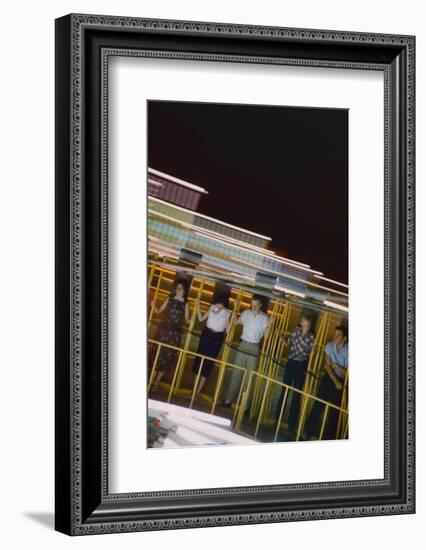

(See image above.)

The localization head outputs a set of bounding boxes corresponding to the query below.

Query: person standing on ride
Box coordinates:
[221,294,270,408]
[303,325,349,440]
[276,312,315,434]
[150,279,191,392]
[191,294,231,398]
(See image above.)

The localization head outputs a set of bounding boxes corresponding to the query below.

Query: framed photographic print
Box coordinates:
[55,14,415,535]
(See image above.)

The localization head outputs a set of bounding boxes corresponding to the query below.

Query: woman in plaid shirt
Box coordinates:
[276,312,315,435]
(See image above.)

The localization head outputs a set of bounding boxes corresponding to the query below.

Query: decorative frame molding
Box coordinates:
[55,14,415,535]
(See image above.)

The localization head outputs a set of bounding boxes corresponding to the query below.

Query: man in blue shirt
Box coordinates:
[303,325,348,440]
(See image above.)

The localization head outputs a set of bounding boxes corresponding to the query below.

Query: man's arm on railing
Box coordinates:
[324,353,343,390]
[332,363,347,381]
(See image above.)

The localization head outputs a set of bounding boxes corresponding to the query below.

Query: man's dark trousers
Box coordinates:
[305,374,345,440]
[276,358,307,432]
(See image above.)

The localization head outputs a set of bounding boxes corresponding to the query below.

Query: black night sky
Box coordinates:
[148,101,348,284]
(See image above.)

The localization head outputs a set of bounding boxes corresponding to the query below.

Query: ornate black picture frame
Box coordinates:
[55,14,415,535]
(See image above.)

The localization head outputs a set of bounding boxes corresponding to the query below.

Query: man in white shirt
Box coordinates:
[222,294,270,407]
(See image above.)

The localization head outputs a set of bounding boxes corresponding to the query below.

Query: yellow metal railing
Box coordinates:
[147,260,349,441]
[234,370,348,442]
[148,338,247,425]
[148,338,348,442]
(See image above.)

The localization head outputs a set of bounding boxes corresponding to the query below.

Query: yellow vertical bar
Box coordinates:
[147,262,156,290]
[232,369,247,427]
[175,279,202,390]
[318,404,329,441]
[221,288,242,367]
[257,301,278,374]
[261,302,280,421]
[264,302,277,374]
[209,291,238,412]
[234,370,252,431]
[318,314,331,371]
[336,381,348,438]
[147,342,161,392]
[343,413,349,439]
[283,300,292,334]
[261,301,290,426]
[306,313,324,379]
[254,379,270,439]
[274,385,290,441]
[252,300,278,413]
[264,300,288,420]
[267,302,281,378]
[148,265,167,323]
[211,362,226,414]
[167,350,183,403]
[295,391,309,442]
[275,300,290,369]
[270,301,286,376]
[275,300,293,376]
[309,313,328,387]
[338,410,348,440]
[217,288,242,406]
[301,312,328,429]
[189,357,205,409]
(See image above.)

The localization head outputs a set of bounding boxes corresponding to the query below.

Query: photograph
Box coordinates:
[146,100,349,449]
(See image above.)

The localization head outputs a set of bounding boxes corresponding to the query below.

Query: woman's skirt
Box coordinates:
[154,325,183,373]
[192,327,224,379]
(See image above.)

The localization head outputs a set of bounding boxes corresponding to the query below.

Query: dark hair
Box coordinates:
[171,279,189,302]
[214,294,229,308]
[251,294,265,310]
[335,325,348,340]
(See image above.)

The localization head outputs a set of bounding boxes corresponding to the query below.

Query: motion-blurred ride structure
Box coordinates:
[147,168,349,445]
